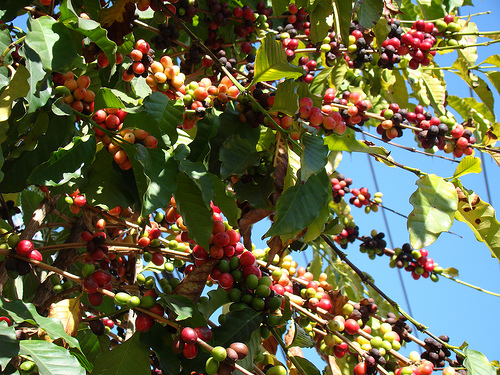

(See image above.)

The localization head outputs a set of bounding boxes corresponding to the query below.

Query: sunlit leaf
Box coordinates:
[20,340,85,375]
[47,298,82,337]
[452,156,481,179]
[408,174,458,249]
[455,189,500,262]
[464,347,497,375]
[91,333,149,375]
[252,33,304,84]
[265,171,330,238]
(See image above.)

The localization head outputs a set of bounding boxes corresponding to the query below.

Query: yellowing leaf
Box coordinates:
[47,297,82,337]
[0,65,29,122]
[98,0,135,27]
[455,188,500,263]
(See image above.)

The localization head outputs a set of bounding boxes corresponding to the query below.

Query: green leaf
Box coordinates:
[335,0,353,46]
[303,203,330,242]
[270,80,300,116]
[452,156,482,179]
[233,171,275,210]
[447,95,495,124]
[220,134,262,179]
[122,111,167,149]
[265,171,330,238]
[23,45,53,114]
[8,110,49,159]
[0,114,74,193]
[174,171,213,249]
[289,322,316,348]
[76,328,110,367]
[324,129,389,156]
[252,33,304,85]
[28,135,96,186]
[300,133,329,181]
[179,160,215,208]
[464,348,497,375]
[443,267,459,278]
[19,340,85,375]
[91,333,150,375]
[383,69,408,108]
[452,58,495,115]
[292,357,321,375]
[484,71,500,98]
[0,297,81,351]
[0,321,19,370]
[25,17,78,73]
[418,0,446,20]
[187,107,221,163]
[0,64,29,122]
[212,308,262,348]
[271,0,289,18]
[407,174,458,249]
[163,295,207,326]
[455,191,500,262]
[82,148,137,210]
[197,288,232,319]
[211,175,239,227]
[142,93,184,146]
[373,18,391,48]
[133,145,178,216]
[59,2,117,67]
[308,0,334,43]
[0,0,32,22]
[308,250,323,278]
[484,54,500,68]
[309,67,333,96]
[19,189,43,228]
[140,324,180,375]
[93,88,125,111]
[358,0,384,28]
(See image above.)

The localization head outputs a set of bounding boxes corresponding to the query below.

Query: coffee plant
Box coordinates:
[0,0,498,374]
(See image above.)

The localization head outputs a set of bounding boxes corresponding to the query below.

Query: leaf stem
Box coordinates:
[270,328,309,375]
[440,273,500,297]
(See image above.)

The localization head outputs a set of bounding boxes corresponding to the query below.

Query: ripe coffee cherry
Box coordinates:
[183,343,199,359]
[135,314,154,333]
[181,327,198,345]
[344,318,360,335]
[16,240,34,257]
[0,316,12,326]
[151,252,164,266]
[194,326,212,342]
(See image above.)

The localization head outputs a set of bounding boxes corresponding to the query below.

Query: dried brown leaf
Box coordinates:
[47,297,82,337]
[328,288,349,316]
[284,320,295,347]
[173,259,219,303]
[262,335,278,355]
[99,1,136,45]
[266,234,304,266]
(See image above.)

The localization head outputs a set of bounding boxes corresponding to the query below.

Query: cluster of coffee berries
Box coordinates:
[378,20,404,69]
[53,72,95,115]
[3,238,41,278]
[446,123,476,158]
[276,24,301,60]
[143,55,186,98]
[88,315,115,336]
[359,230,388,258]
[332,90,372,127]
[64,190,87,214]
[331,174,353,203]
[421,336,456,368]
[93,108,127,134]
[205,342,249,375]
[346,23,374,69]
[385,313,413,343]
[390,244,443,281]
[319,32,343,68]
[333,225,359,249]
[400,20,439,69]
[151,21,180,51]
[350,187,375,208]
[122,39,155,81]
